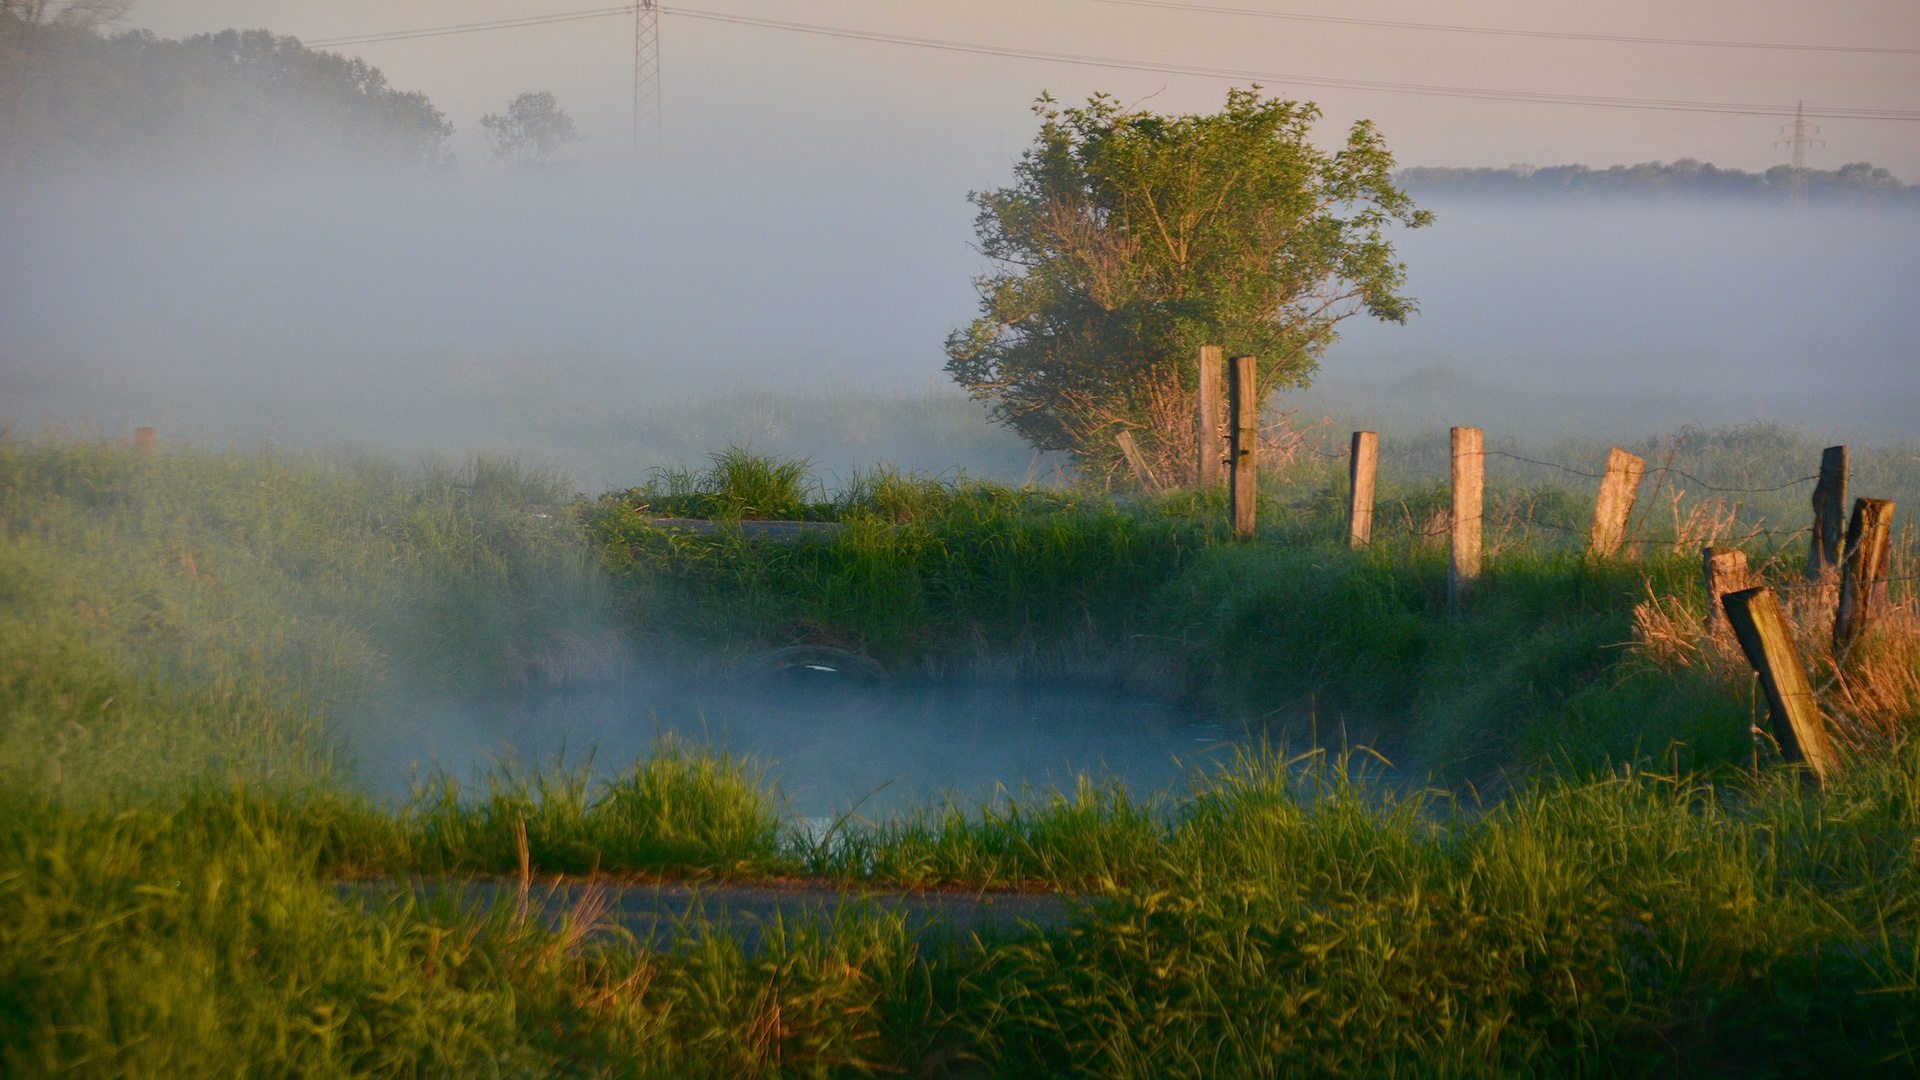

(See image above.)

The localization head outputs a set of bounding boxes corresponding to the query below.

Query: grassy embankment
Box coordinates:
[3,428,1918,1075]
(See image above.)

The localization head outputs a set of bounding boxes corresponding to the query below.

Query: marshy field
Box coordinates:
[4,411,1918,1077]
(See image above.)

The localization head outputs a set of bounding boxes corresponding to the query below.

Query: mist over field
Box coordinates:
[4,169,1916,492]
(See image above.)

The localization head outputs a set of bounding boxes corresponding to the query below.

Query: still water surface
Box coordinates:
[354,672,1243,819]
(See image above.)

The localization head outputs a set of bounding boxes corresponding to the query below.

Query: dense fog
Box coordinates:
[4,166,1916,491]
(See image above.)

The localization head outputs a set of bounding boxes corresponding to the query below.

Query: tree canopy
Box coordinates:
[0,12,453,177]
[946,89,1430,485]
[1398,159,1917,202]
[480,91,582,171]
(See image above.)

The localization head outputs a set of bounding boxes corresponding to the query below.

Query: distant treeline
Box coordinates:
[1397,159,1917,202]
[0,11,452,178]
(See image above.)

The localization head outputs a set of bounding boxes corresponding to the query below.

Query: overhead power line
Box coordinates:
[1086,0,1920,56]
[304,4,1920,122]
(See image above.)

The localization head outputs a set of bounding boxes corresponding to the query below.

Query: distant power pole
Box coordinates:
[634,0,661,148]
[1775,100,1823,201]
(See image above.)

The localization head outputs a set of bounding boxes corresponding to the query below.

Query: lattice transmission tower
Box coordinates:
[634,0,661,147]
[1775,99,1823,200]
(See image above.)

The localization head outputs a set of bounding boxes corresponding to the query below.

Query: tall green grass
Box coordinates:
[5,747,1915,1076]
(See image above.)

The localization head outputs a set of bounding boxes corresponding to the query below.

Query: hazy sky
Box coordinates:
[126,1,1919,179]
[3,1,1916,474]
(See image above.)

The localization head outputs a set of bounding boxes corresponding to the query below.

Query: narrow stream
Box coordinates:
[352,672,1245,819]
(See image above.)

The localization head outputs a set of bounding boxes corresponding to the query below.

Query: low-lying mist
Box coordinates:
[4,173,1916,493]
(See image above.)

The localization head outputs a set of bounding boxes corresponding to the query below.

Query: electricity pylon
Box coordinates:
[1775,100,1823,201]
[634,0,661,148]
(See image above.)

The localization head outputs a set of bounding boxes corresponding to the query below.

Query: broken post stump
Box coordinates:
[1228,353,1258,538]
[1834,497,1896,648]
[1722,585,1835,786]
[1702,546,1750,630]
[1807,445,1848,579]
[1196,345,1225,488]
[1448,426,1483,614]
[1347,430,1378,548]
[1586,447,1646,559]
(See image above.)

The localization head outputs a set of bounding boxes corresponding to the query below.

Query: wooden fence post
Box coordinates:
[1702,546,1750,629]
[1722,585,1835,786]
[1834,497,1896,648]
[1196,345,1224,488]
[1114,430,1161,493]
[1807,445,1848,578]
[1586,447,1646,559]
[1228,354,1258,537]
[1448,427,1483,613]
[134,427,157,455]
[1347,430,1378,548]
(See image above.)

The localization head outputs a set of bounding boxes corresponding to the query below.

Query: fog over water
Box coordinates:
[352,674,1240,818]
[4,172,1916,494]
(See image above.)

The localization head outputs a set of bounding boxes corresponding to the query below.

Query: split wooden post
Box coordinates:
[1195,345,1225,488]
[1722,585,1835,786]
[1586,447,1646,559]
[1227,354,1258,537]
[1834,497,1896,648]
[1807,445,1848,578]
[134,427,157,454]
[1702,546,1750,630]
[1114,430,1160,493]
[1448,426,1484,613]
[1347,430,1378,548]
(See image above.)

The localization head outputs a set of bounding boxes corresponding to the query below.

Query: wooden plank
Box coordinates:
[1448,426,1483,612]
[1723,585,1835,785]
[1833,497,1896,648]
[1806,445,1848,578]
[1195,345,1225,488]
[1114,430,1161,493]
[1347,430,1378,548]
[1228,354,1258,537]
[1586,447,1646,559]
[1702,546,1750,629]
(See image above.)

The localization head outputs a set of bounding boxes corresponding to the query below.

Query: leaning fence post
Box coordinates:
[1586,447,1646,559]
[1834,497,1896,648]
[1722,585,1835,786]
[1347,431,1378,548]
[1114,430,1160,494]
[1196,345,1225,488]
[134,427,157,455]
[1448,426,1483,613]
[1702,546,1750,629]
[1807,445,1848,578]
[1228,354,1258,538]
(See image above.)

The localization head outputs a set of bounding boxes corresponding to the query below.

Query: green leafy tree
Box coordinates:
[479,91,581,170]
[946,89,1430,485]
[1,16,455,176]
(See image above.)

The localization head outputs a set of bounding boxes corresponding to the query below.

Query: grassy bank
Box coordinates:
[3,427,1918,1075]
[5,746,1916,1076]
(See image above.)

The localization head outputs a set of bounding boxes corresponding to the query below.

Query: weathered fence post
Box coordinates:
[1114,430,1160,493]
[1196,345,1224,488]
[1448,426,1483,613]
[1807,445,1848,578]
[1228,354,1258,537]
[1586,447,1646,559]
[134,427,157,455]
[1833,497,1896,648]
[1347,430,1378,548]
[1702,546,1750,629]
[1722,585,1835,786]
